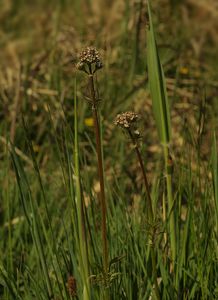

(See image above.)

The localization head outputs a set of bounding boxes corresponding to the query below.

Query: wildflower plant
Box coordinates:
[114,112,153,221]
[77,47,109,296]
[114,111,160,299]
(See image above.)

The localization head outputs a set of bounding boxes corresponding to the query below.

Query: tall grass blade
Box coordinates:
[10,145,54,298]
[0,264,22,300]
[146,0,171,145]
[212,131,218,233]
[74,78,90,300]
[146,0,176,267]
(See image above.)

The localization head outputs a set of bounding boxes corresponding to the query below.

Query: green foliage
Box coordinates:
[0,1,218,299]
[147,0,171,145]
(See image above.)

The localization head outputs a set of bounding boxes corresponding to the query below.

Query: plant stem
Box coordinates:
[151,250,160,300]
[74,80,90,300]
[88,74,108,276]
[163,145,176,268]
[128,129,160,300]
[128,130,153,222]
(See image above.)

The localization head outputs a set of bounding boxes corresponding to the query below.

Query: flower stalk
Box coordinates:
[89,74,108,275]
[114,111,160,300]
[77,47,108,279]
[127,128,154,222]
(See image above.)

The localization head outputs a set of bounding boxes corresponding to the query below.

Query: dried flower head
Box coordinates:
[77,46,103,74]
[114,111,140,129]
[76,61,86,71]
[67,276,77,297]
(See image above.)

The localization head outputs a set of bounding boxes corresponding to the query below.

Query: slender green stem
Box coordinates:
[74,79,90,299]
[88,74,108,276]
[163,145,176,268]
[151,250,160,300]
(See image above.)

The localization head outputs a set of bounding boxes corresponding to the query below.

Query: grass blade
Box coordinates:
[146,0,171,145]
[146,0,176,268]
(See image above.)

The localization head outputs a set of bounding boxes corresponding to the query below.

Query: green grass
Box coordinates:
[1,0,218,299]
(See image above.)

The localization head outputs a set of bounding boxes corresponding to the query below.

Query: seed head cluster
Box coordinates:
[114,111,140,129]
[77,47,103,74]
[80,47,100,65]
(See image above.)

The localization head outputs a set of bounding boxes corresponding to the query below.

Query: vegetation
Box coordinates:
[0,0,218,299]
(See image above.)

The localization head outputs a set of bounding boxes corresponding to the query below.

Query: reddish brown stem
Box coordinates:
[128,129,154,222]
[128,129,160,299]
[88,74,108,274]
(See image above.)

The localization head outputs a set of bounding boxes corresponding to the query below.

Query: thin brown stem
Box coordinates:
[128,129,153,221]
[88,74,108,275]
[128,129,160,300]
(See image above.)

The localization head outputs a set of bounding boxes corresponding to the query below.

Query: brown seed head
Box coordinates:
[76,61,86,71]
[79,47,101,64]
[77,47,103,74]
[114,111,140,129]
[67,276,77,297]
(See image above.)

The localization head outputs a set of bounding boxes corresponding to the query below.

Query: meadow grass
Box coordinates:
[0,0,218,299]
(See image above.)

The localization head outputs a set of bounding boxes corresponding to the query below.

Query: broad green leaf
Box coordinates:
[147,0,171,144]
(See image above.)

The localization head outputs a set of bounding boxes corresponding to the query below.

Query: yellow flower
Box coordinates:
[84,117,94,127]
[179,67,189,75]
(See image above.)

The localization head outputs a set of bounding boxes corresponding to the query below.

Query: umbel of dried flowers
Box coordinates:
[76,46,103,74]
[114,111,140,129]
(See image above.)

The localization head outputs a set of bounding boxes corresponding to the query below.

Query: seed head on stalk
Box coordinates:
[114,111,141,140]
[114,110,160,299]
[76,47,103,75]
[77,47,109,298]
[114,111,140,128]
